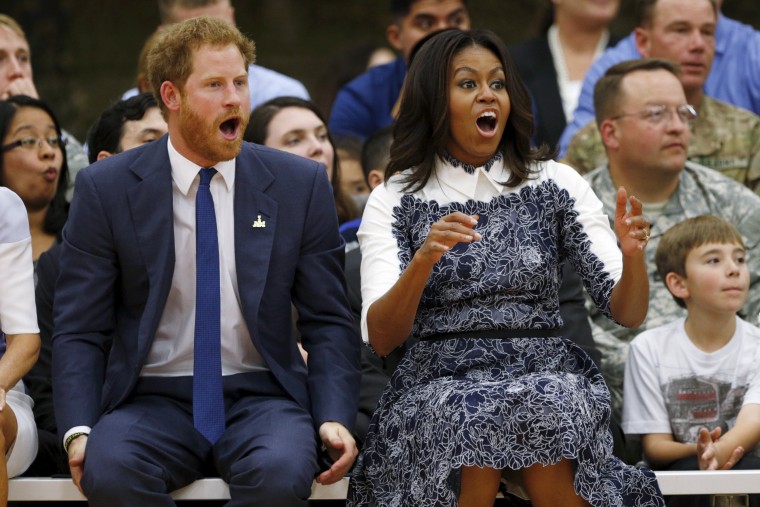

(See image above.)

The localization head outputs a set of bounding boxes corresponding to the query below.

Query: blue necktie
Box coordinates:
[193,167,225,444]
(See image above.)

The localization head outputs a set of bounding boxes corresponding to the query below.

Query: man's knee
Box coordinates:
[82,442,166,501]
[228,447,316,503]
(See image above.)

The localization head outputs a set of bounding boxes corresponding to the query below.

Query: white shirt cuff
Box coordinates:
[63,426,91,452]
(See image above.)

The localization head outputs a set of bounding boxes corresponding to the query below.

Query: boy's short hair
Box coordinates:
[655,215,745,308]
[361,125,393,181]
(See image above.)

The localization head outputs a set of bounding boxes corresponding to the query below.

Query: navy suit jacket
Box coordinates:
[52,136,360,438]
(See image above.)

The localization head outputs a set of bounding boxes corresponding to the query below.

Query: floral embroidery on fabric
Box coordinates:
[347,338,664,506]
[347,171,663,507]
[390,180,616,338]
[441,150,504,174]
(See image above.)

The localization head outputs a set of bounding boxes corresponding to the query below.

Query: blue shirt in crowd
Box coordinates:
[329,56,407,141]
[558,14,760,157]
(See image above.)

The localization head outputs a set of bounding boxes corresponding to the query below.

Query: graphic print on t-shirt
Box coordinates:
[664,375,746,443]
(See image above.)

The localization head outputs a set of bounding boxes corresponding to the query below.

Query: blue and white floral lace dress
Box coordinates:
[348,154,664,506]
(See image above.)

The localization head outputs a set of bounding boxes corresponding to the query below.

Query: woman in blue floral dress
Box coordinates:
[347,29,664,507]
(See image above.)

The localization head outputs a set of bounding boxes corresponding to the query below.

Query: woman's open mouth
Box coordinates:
[476,111,498,138]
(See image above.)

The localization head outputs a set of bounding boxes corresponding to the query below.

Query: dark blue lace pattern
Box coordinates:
[346,175,663,506]
[390,180,617,339]
[441,150,503,174]
[347,338,664,506]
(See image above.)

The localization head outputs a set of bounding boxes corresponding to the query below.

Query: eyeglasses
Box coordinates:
[610,104,698,126]
[1,135,66,153]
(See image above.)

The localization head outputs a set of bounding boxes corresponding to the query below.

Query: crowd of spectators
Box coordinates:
[2,0,760,506]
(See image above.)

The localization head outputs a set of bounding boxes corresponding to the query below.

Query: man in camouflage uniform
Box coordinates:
[583,59,760,418]
[563,0,760,194]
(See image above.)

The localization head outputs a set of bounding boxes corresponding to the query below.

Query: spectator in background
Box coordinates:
[86,92,167,164]
[122,0,310,109]
[0,187,41,506]
[340,126,393,252]
[0,95,68,264]
[509,0,621,150]
[328,0,470,141]
[582,58,760,423]
[22,93,167,478]
[123,30,163,97]
[360,125,394,193]
[563,0,760,194]
[334,135,369,215]
[625,215,760,507]
[319,42,396,115]
[0,14,86,202]
[558,0,760,157]
[246,96,356,225]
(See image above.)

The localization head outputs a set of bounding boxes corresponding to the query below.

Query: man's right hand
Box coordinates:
[67,435,88,496]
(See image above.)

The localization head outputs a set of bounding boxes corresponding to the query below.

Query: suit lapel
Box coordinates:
[234,146,278,347]
[126,137,175,355]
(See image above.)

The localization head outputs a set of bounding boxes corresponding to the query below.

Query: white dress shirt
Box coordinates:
[140,138,266,376]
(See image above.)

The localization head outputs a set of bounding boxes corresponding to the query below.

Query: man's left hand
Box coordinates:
[316,421,358,484]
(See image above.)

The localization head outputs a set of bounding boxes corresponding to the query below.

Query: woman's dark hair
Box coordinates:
[245,96,355,223]
[388,28,553,192]
[0,95,69,238]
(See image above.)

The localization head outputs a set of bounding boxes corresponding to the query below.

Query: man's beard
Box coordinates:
[178,96,247,164]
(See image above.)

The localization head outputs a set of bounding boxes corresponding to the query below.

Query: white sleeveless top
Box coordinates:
[0,187,38,335]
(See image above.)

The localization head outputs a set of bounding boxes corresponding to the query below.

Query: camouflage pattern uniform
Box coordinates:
[563,97,760,194]
[584,161,760,417]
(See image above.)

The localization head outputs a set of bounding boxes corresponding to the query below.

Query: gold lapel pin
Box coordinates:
[252,215,266,228]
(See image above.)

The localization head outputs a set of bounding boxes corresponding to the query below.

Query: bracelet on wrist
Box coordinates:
[64,432,87,454]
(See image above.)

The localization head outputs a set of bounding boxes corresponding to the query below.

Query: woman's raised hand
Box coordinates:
[614,187,650,256]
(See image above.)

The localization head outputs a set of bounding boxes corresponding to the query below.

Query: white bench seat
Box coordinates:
[8,471,760,501]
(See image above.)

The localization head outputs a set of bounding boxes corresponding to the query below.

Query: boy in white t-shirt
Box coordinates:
[623,215,760,506]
